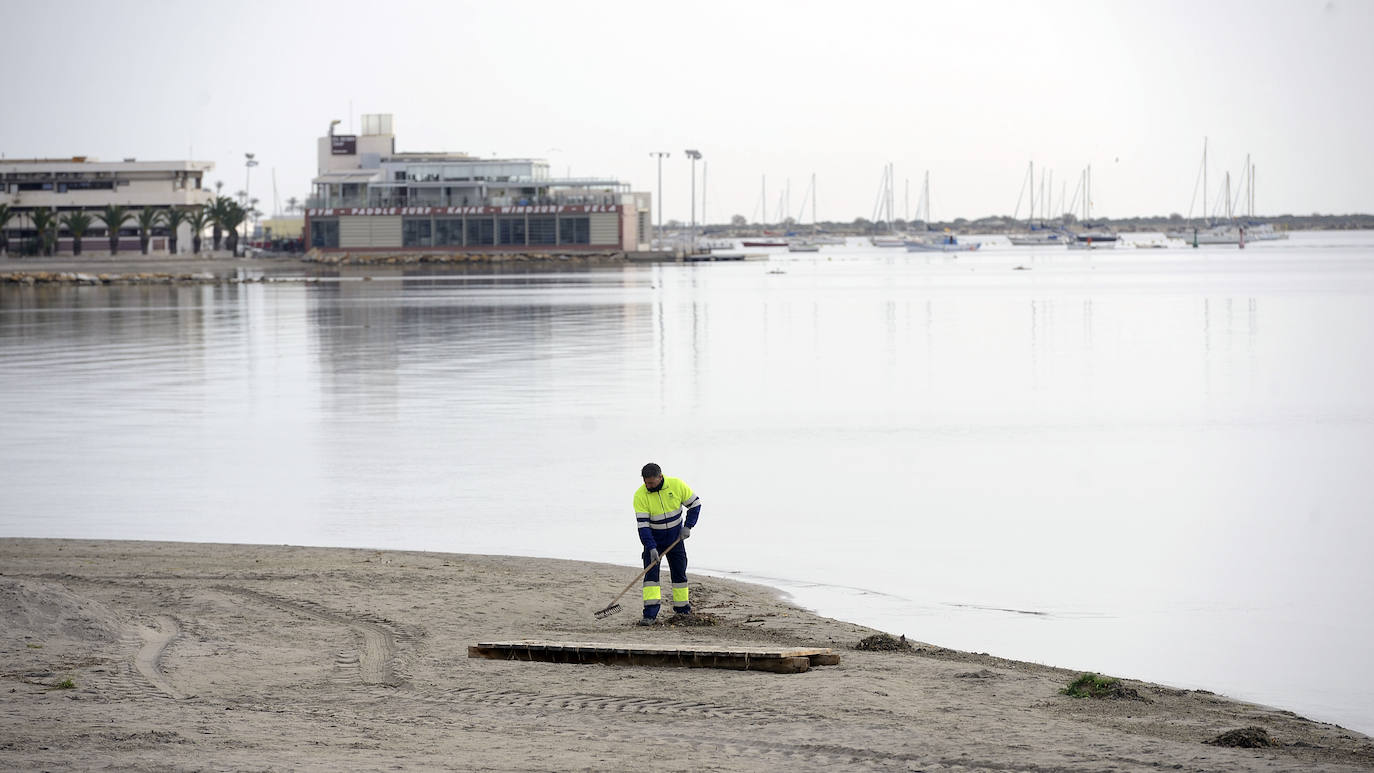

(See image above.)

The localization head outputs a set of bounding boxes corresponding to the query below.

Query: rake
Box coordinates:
[593,533,686,620]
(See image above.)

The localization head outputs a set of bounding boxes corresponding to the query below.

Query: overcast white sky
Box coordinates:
[5,0,1371,223]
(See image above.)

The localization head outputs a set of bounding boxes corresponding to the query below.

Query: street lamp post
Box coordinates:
[685,149,701,253]
[244,152,259,255]
[649,152,669,249]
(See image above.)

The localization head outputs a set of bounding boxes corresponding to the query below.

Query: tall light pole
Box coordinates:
[244,152,259,253]
[685,149,701,252]
[649,152,669,248]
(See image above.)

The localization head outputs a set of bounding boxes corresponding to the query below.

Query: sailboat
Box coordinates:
[1007,161,1069,246]
[1164,142,1287,246]
[870,162,907,247]
[741,175,789,247]
[1066,164,1118,250]
[788,173,843,250]
[903,172,980,252]
[807,174,846,245]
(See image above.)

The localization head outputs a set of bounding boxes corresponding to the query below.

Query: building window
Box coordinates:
[559,217,590,244]
[57,181,114,191]
[310,219,339,248]
[467,218,495,246]
[402,218,432,247]
[498,217,526,245]
[435,218,464,246]
[528,217,557,245]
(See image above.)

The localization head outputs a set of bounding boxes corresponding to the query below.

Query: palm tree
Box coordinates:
[136,208,162,255]
[0,204,13,256]
[61,211,93,256]
[206,196,232,251]
[29,207,58,257]
[96,205,131,255]
[221,201,247,257]
[161,207,189,255]
[186,206,209,255]
[286,196,300,215]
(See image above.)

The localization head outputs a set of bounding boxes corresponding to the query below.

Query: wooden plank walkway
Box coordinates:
[469,640,841,674]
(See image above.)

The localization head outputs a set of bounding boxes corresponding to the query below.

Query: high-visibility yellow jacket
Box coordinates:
[633,477,701,549]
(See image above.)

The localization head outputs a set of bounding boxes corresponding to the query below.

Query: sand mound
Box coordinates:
[0,578,124,644]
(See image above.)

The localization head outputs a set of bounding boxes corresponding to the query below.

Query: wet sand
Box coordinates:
[1,538,1371,772]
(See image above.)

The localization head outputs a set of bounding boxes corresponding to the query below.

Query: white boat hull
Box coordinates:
[1007,232,1069,246]
[904,239,979,253]
[1167,223,1288,245]
[1067,240,1118,249]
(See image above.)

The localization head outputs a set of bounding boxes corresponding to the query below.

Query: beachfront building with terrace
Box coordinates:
[305,114,651,254]
[0,157,214,255]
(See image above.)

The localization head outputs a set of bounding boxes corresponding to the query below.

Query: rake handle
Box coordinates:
[600,532,686,614]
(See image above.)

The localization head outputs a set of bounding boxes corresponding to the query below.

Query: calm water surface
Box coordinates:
[3,232,1372,734]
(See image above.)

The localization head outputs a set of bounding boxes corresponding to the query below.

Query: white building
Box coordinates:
[305,114,650,253]
[0,157,214,255]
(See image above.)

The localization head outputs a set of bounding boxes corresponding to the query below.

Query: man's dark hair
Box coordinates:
[641,462,662,478]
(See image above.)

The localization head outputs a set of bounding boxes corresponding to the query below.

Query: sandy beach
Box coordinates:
[0,539,1370,771]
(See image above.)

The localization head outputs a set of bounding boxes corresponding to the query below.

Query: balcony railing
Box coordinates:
[307,191,628,211]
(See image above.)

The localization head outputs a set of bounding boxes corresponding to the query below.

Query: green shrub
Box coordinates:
[1060,672,1146,701]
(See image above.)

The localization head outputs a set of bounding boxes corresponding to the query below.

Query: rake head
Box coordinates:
[593,602,623,620]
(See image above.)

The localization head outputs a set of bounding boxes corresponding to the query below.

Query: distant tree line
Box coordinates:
[701,211,1374,236]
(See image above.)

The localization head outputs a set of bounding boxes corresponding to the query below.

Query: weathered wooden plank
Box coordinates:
[468,641,838,673]
[475,640,833,657]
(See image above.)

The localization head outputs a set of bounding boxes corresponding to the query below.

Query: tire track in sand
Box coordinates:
[85,614,186,701]
[215,586,406,687]
[133,614,189,699]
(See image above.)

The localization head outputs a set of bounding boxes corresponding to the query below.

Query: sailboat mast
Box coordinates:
[812,172,818,228]
[1047,169,1053,222]
[701,161,707,228]
[888,163,895,231]
[1081,168,1087,221]
[1243,153,1249,220]
[1087,164,1092,221]
[1203,137,1208,224]
[1029,161,1035,226]
[762,175,767,226]
[1225,172,1231,220]
[1033,170,1044,225]
[923,171,930,224]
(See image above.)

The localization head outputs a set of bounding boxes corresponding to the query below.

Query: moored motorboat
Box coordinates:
[1067,229,1118,249]
[1007,228,1069,246]
[904,233,979,252]
[871,236,907,247]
